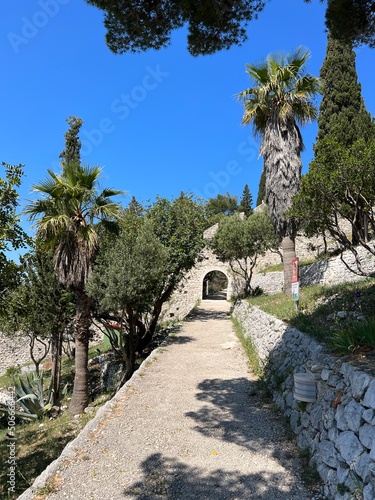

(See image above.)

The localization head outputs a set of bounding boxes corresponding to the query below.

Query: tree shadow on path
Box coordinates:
[123,452,308,499]
[186,378,297,463]
[185,308,230,322]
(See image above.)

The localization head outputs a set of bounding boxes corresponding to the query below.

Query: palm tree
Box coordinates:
[237,46,319,294]
[25,162,122,415]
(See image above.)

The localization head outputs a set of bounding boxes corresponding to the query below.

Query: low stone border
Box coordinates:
[17,345,163,500]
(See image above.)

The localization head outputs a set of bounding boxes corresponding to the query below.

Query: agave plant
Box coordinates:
[0,371,67,421]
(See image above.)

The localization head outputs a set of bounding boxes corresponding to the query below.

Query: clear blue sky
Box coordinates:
[1,1,374,226]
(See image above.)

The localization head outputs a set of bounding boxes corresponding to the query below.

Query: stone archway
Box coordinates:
[161,245,235,322]
[202,270,229,300]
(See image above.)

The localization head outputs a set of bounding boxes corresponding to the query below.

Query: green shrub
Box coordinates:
[330,318,375,354]
[5,366,21,378]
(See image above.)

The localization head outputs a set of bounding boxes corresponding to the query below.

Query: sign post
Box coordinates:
[292,258,299,310]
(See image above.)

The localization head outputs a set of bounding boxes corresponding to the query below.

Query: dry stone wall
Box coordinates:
[0,334,35,375]
[233,301,375,500]
[252,244,375,295]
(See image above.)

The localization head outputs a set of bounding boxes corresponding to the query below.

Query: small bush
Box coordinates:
[330,318,375,354]
[5,366,21,378]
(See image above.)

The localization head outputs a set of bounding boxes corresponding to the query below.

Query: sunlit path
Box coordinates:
[20,300,317,500]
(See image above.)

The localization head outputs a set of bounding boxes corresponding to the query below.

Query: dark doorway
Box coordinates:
[202,271,228,300]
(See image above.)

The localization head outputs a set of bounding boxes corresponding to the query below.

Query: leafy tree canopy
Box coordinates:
[89,218,169,317]
[0,163,29,254]
[147,193,206,275]
[0,163,30,292]
[205,192,239,226]
[85,0,265,55]
[290,137,375,273]
[211,209,279,296]
[85,1,375,56]
[1,241,74,339]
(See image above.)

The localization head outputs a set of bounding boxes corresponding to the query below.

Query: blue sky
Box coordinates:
[1,0,374,230]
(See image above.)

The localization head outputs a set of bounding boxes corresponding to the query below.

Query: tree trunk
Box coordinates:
[50,329,63,405]
[69,290,91,416]
[116,306,136,390]
[282,235,297,296]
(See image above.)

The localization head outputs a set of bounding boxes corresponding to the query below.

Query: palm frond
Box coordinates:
[24,161,122,290]
[99,188,124,199]
[245,62,269,85]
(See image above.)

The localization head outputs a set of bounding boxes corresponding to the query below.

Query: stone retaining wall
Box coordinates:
[252,244,375,295]
[232,301,375,500]
[0,334,44,376]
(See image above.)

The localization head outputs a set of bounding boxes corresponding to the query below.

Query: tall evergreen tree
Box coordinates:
[314,35,374,242]
[239,184,253,217]
[256,171,266,207]
[316,35,374,154]
[322,0,375,48]
[59,116,83,164]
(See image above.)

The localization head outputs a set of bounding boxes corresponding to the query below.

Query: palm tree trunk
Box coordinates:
[282,235,297,296]
[69,290,91,416]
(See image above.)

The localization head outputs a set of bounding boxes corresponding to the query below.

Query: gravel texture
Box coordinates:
[19,299,322,500]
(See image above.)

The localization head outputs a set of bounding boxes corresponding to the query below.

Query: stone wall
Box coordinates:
[0,334,45,376]
[252,244,375,295]
[0,329,103,377]
[232,301,375,500]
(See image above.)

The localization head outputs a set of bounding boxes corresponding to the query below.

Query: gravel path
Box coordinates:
[20,299,321,500]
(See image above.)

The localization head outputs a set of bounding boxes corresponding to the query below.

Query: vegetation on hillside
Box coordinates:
[248,278,375,366]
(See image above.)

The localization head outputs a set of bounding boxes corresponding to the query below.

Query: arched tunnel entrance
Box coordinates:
[202,270,228,300]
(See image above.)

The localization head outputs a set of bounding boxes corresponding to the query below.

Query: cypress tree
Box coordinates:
[59,116,83,164]
[256,170,266,207]
[239,184,253,217]
[316,35,374,153]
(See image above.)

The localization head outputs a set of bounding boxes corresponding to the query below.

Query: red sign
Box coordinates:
[292,258,299,283]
